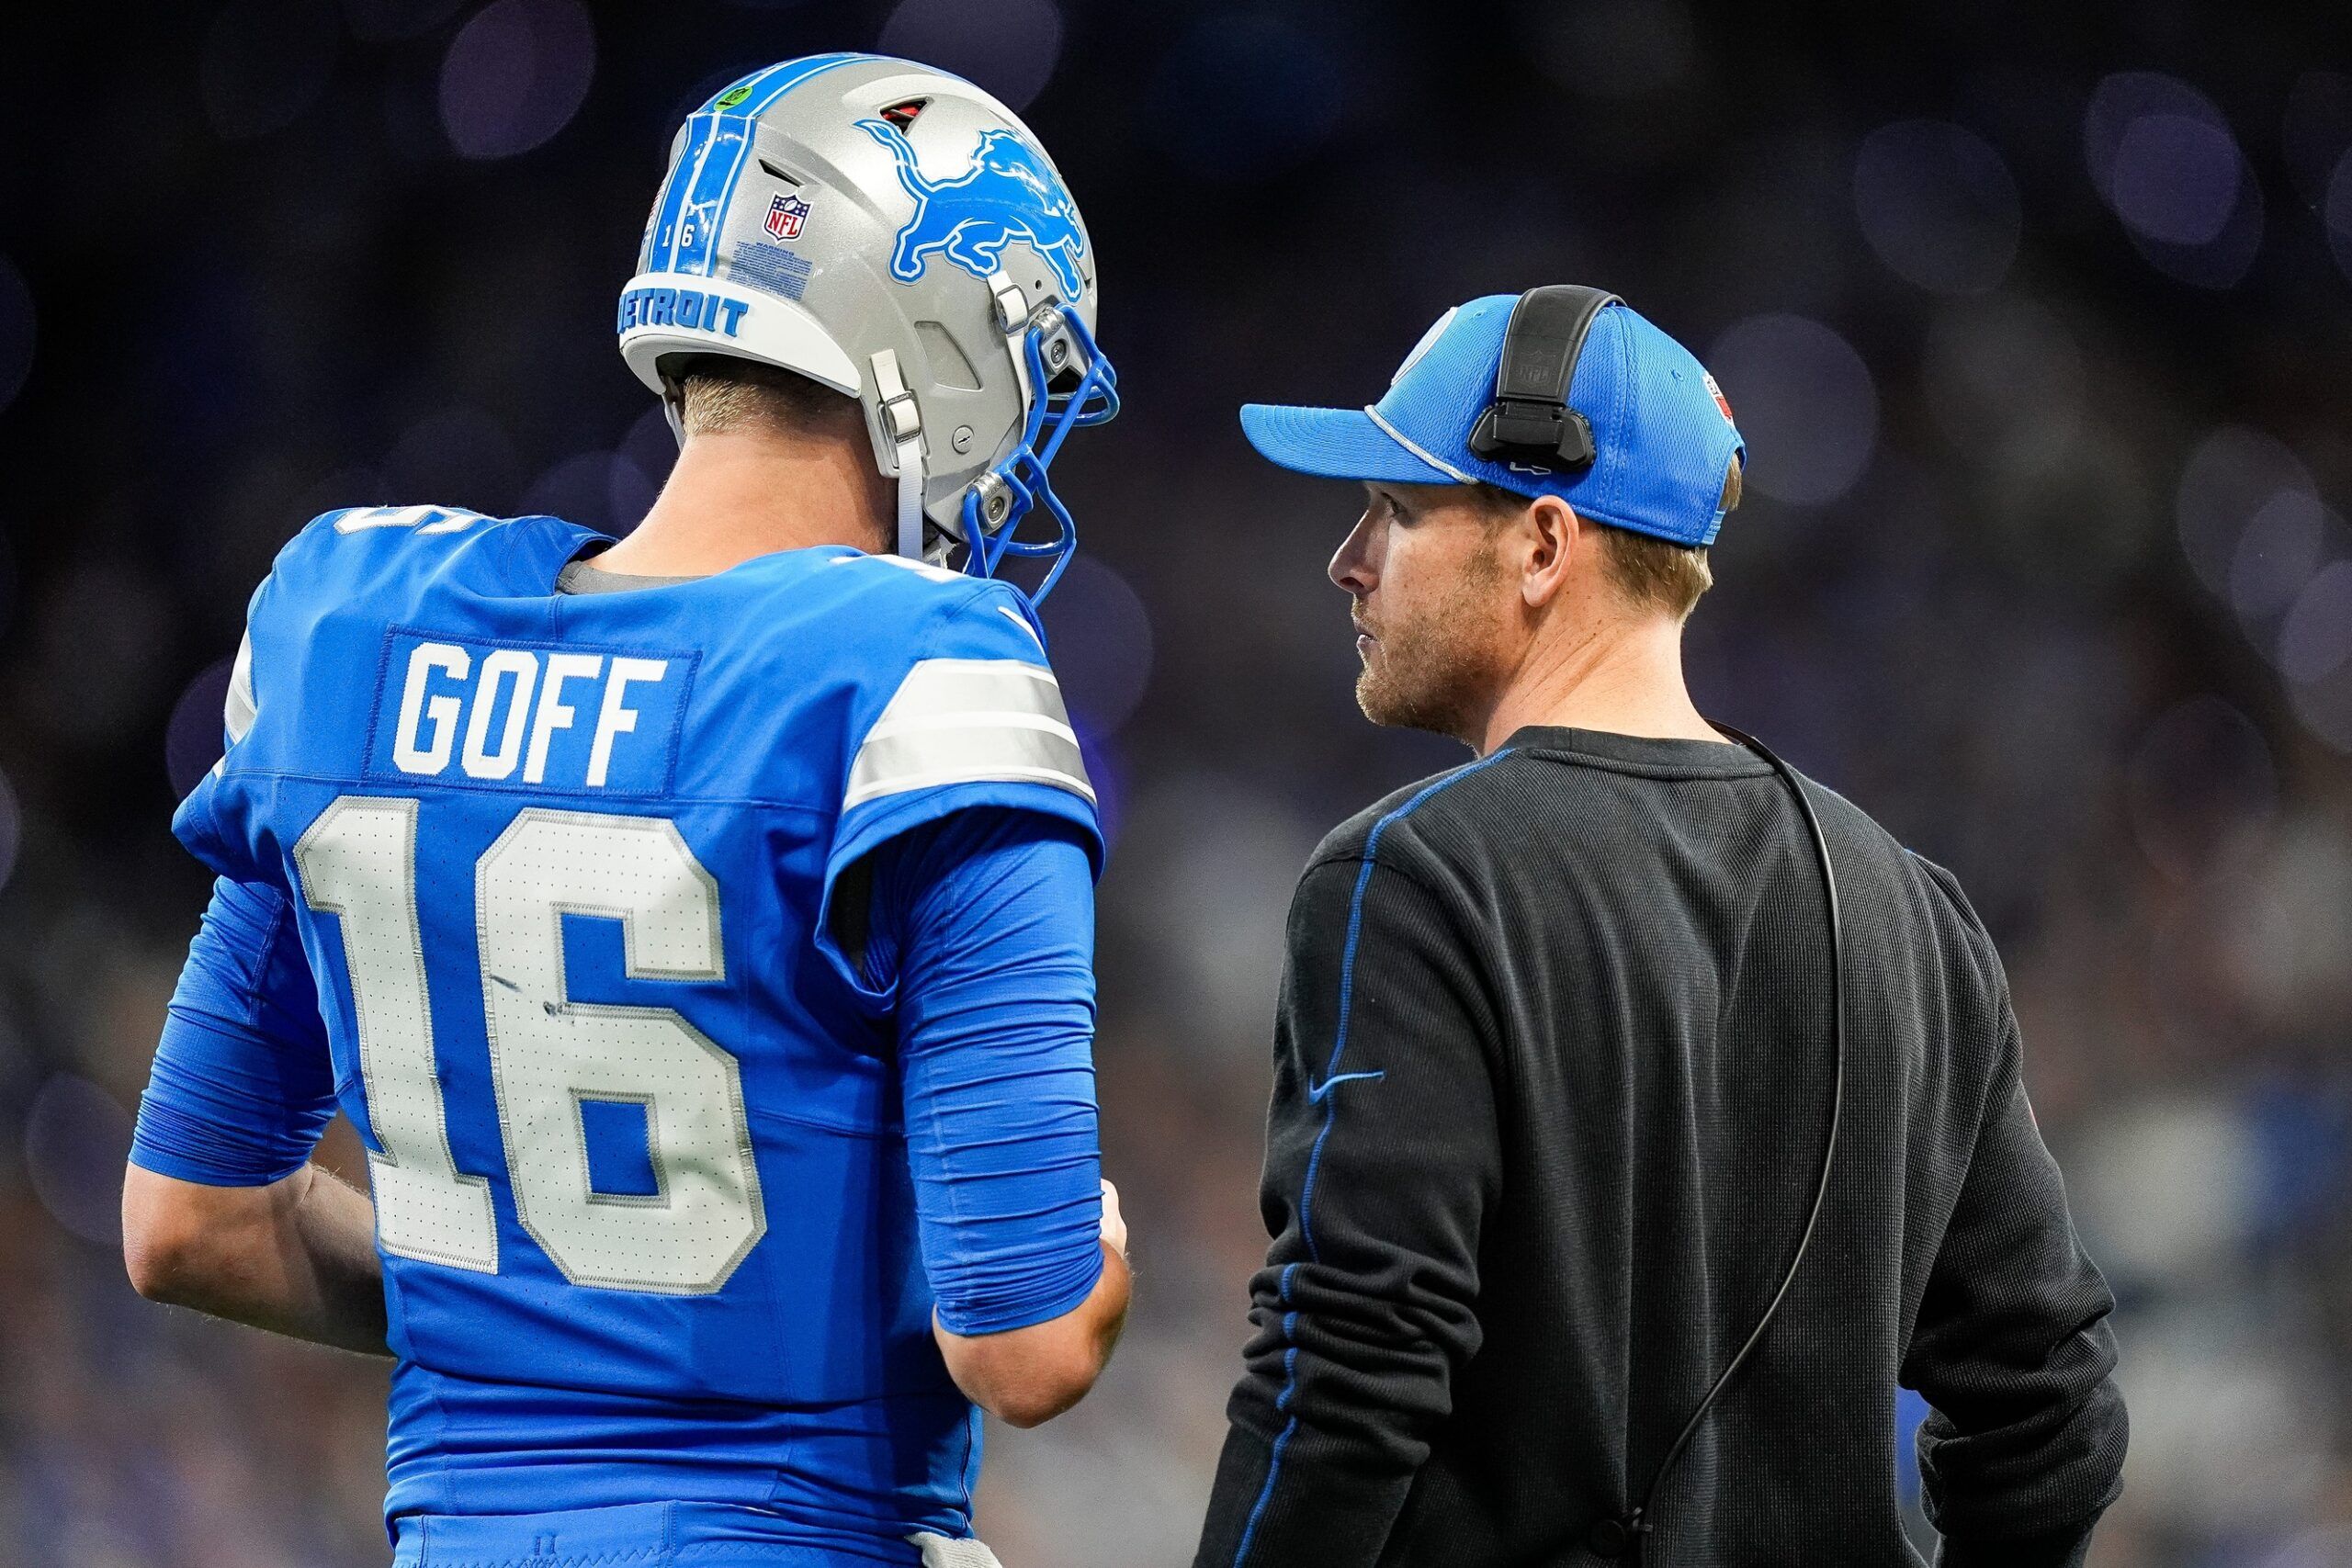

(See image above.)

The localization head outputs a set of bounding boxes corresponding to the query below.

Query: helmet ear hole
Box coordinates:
[914,321,982,392]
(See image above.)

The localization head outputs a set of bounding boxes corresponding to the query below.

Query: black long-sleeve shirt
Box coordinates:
[1194,727,2126,1568]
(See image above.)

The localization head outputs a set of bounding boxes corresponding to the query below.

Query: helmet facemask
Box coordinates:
[942,296,1117,603]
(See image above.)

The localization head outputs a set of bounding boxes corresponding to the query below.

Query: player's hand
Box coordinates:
[1099,1178,1128,1262]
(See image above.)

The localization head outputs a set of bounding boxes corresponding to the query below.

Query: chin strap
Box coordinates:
[869,348,925,559]
[660,378,688,448]
[989,268,1034,413]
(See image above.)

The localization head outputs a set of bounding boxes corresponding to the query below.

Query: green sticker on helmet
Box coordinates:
[714,85,753,109]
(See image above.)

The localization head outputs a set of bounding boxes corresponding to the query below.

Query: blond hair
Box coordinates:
[1479,457,1738,622]
[672,356,853,438]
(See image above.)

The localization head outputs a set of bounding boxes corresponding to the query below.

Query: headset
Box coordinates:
[1466,284,1621,469]
[1472,288,1848,1562]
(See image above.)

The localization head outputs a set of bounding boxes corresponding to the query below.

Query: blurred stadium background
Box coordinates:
[2,1,2350,1563]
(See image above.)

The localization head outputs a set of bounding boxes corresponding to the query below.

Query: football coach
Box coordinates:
[1192,289,2128,1568]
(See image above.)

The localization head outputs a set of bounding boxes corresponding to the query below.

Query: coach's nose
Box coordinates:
[1329,509,1377,596]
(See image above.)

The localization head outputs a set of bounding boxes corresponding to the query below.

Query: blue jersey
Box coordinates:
[149,506,1104,1552]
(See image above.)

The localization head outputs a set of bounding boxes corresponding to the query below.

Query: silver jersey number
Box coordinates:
[296,797,764,1294]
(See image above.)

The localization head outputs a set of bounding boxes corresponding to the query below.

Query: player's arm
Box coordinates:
[858,807,1128,1428]
[120,874,388,1357]
[123,1162,385,1356]
[935,1179,1130,1429]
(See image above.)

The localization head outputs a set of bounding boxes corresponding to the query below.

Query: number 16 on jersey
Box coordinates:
[294,795,767,1295]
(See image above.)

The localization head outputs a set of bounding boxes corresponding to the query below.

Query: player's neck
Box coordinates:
[594,424,890,577]
[1472,611,1720,753]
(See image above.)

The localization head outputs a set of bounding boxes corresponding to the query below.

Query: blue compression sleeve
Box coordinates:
[131,876,338,1187]
[865,808,1105,1337]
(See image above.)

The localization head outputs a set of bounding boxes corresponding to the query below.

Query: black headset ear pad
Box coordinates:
[1465,285,1620,468]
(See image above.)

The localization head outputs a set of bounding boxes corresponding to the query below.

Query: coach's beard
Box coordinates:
[1352,549,1508,749]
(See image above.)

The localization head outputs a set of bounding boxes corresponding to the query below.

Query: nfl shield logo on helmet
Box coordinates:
[764,193,809,241]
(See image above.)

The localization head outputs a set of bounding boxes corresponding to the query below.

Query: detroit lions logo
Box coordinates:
[858,118,1088,301]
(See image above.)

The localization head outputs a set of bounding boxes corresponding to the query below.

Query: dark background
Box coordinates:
[2,1,2349,1562]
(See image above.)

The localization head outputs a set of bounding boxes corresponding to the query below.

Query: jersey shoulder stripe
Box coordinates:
[846,656,1091,808]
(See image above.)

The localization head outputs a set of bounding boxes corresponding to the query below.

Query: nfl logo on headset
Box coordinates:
[764,193,809,241]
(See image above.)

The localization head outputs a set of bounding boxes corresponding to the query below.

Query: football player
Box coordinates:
[120,54,1125,1568]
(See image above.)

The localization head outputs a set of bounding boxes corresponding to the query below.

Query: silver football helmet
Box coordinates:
[616,52,1117,600]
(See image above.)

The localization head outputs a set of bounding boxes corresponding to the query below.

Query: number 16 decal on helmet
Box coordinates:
[616,54,1117,602]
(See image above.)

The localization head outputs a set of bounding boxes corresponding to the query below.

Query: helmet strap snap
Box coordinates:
[867,348,926,560]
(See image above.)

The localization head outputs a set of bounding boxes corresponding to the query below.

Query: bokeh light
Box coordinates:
[199,0,341,142]
[24,1075,133,1248]
[165,657,237,798]
[2282,70,2352,207]
[2226,490,2328,625]
[522,451,627,533]
[877,0,1065,114]
[2176,427,2313,596]
[2176,423,2352,757]
[2077,1096,2256,1284]
[1037,553,1154,735]
[2082,73,2261,288]
[1707,313,1877,505]
[2278,561,2352,686]
[439,0,597,160]
[2164,430,2314,594]
[2110,115,2240,246]
[2287,660,2352,753]
[620,400,678,482]
[2326,150,2352,287]
[606,451,659,535]
[0,252,32,417]
[1852,120,2021,295]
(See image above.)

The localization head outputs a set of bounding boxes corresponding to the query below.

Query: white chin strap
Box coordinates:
[868,348,926,559]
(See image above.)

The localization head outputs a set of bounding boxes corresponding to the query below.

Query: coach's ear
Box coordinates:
[1518,494,1586,611]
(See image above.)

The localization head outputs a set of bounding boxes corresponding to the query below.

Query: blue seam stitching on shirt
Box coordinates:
[245,884,295,1030]
[1228,750,1514,1568]
[959,1403,981,1521]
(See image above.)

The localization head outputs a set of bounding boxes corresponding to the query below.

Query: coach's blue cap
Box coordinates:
[1239,292,1746,547]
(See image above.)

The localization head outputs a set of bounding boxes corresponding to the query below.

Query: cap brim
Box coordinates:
[1238,403,1457,485]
